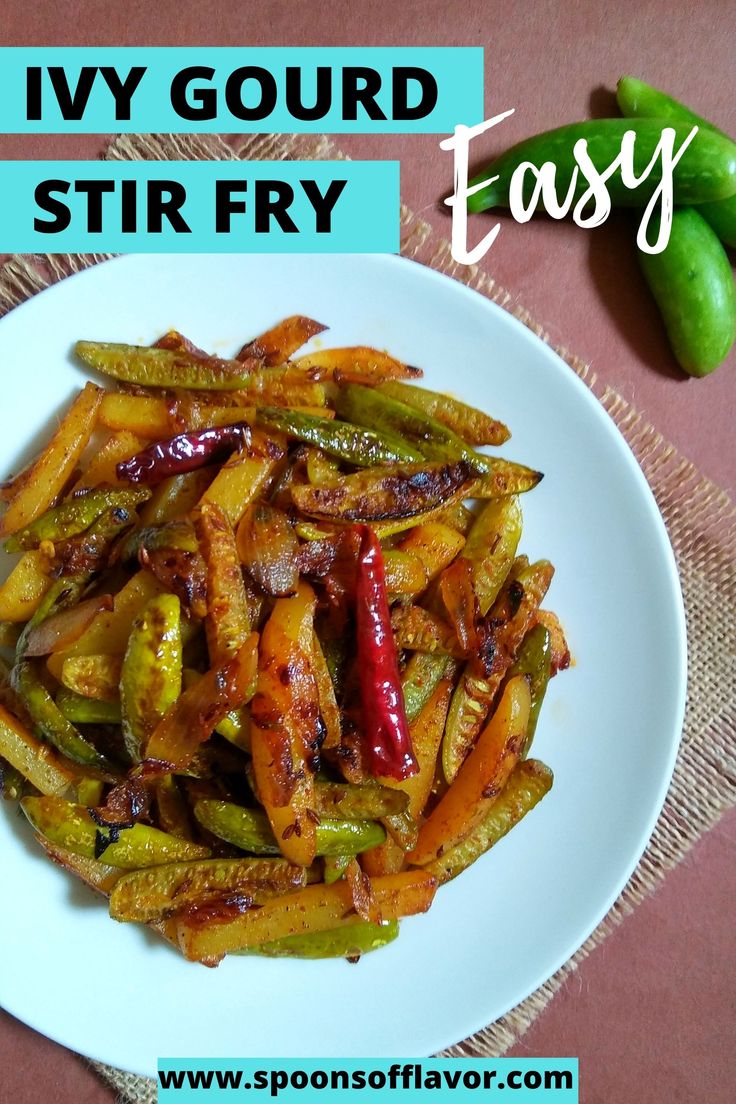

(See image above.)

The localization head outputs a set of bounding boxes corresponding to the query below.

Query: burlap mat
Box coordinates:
[1,132,733,1104]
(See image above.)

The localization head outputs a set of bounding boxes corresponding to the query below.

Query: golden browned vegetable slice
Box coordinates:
[0,549,53,622]
[99,392,184,438]
[70,430,146,492]
[195,502,252,663]
[397,522,466,583]
[250,582,320,866]
[146,634,259,770]
[176,869,437,962]
[423,759,553,884]
[0,703,80,797]
[382,550,428,598]
[291,460,476,523]
[0,383,102,538]
[60,654,122,701]
[109,857,307,923]
[237,315,327,364]
[442,559,554,783]
[99,392,263,438]
[409,675,531,865]
[292,347,422,383]
[200,447,280,527]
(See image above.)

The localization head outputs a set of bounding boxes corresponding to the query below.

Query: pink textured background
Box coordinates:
[0,4,733,1102]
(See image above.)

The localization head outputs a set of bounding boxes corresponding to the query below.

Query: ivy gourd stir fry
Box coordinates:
[0,316,570,965]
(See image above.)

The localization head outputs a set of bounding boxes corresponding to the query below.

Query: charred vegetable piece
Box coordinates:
[250,582,320,865]
[377,382,510,446]
[237,314,326,364]
[75,341,260,390]
[120,594,182,763]
[121,521,199,564]
[423,759,553,883]
[470,461,542,497]
[354,526,418,782]
[292,459,476,523]
[12,661,112,771]
[117,423,250,485]
[50,501,142,580]
[195,502,252,662]
[176,870,436,962]
[409,675,531,865]
[257,407,422,466]
[109,857,307,922]
[194,800,386,857]
[507,624,552,757]
[0,702,79,797]
[442,559,553,783]
[145,634,259,770]
[291,347,422,383]
[21,795,210,868]
[236,503,299,598]
[5,488,150,553]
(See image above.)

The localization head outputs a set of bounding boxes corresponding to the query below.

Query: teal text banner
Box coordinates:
[157,1059,578,1102]
[0,160,399,253]
[0,47,483,133]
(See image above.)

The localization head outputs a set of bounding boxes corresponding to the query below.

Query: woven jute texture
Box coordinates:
[1,132,733,1104]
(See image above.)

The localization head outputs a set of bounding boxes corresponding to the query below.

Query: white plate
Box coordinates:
[0,254,686,1073]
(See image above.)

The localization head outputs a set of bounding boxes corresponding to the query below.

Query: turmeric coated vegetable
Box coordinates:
[0,315,567,964]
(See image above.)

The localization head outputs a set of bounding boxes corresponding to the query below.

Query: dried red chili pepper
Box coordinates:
[353,524,418,781]
[116,423,251,485]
